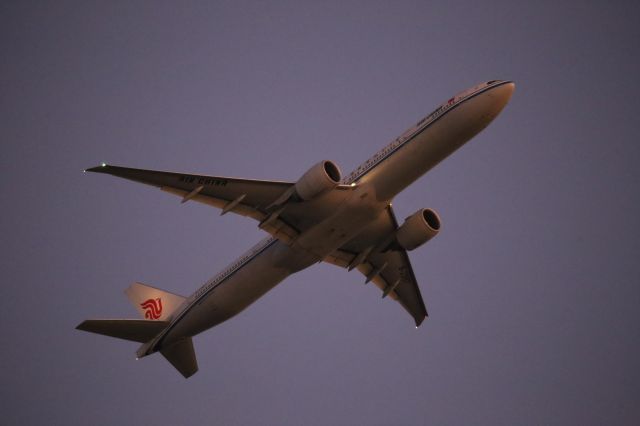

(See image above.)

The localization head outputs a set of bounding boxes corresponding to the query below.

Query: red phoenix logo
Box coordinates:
[140,298,162,320]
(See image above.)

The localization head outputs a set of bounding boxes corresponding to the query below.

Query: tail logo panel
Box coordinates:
[140,298,163,319]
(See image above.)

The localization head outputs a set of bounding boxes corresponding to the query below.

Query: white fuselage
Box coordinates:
[142,81,515,356]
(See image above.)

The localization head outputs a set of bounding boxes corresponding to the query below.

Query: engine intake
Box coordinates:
[294,160,342,201]
[396,208,441,251]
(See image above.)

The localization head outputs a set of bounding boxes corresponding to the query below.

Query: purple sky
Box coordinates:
[2,1,639,424]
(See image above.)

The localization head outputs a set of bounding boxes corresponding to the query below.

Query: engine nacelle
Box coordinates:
[396,208,441,251]
[294,160,342,201]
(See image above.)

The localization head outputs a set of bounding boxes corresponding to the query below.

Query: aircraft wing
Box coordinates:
[86,163,293,222]
[323,205,428,326]
[87,164,353,243]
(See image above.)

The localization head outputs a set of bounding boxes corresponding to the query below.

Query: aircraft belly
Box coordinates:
[163,240,316,341]
[292,185,387,258]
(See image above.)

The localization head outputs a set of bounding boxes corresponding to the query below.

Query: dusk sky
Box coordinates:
[2,1,639,424]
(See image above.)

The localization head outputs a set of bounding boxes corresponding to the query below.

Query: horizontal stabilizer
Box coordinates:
[161,338,198,378]
[76,319,169,343]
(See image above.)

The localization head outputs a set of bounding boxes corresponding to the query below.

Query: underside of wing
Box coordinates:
[324,205,428,326]
[86,164,291,219]
[86,164,305,241]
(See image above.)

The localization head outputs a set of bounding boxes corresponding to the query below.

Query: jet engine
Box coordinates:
[395,208,441,251]
[293,160,342,201]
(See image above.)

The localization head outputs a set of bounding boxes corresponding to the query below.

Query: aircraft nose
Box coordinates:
[493,81,515,107]
[481,81,515,120]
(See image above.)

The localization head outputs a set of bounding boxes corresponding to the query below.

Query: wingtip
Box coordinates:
[85,163,109,173]
[181,368,199,379]
[414,314,427,328]
[75,320,89,331]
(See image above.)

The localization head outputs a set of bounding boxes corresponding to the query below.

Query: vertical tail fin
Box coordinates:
[124,282,186,321]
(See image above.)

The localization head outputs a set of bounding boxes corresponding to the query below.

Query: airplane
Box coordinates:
[77,80,515,378]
